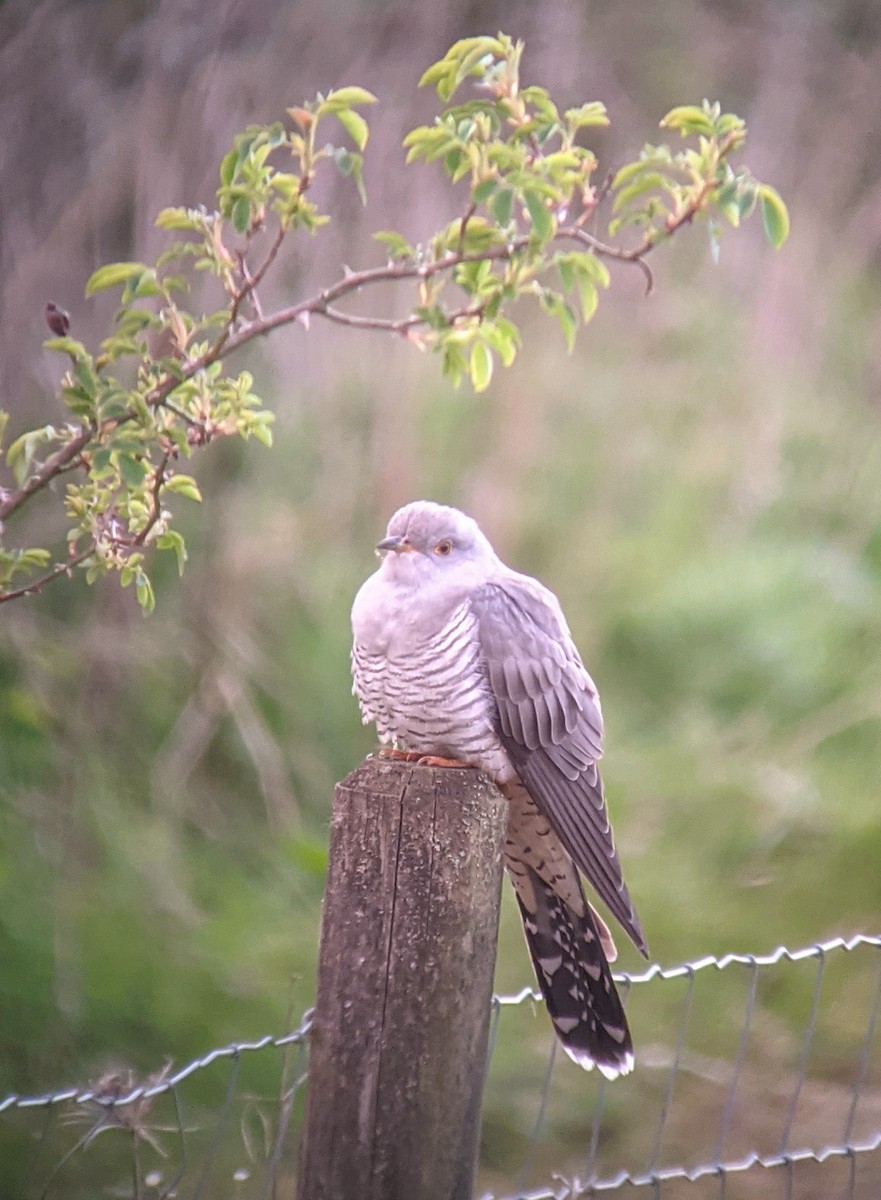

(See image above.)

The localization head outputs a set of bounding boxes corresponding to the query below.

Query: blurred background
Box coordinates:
[2,0,881,1196]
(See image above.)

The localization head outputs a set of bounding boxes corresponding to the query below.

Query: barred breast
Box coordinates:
[352,599,511,777]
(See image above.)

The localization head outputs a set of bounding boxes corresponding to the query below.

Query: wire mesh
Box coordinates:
[2,936,879,1199]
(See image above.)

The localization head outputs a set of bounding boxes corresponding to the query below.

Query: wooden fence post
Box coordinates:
[296,756,508,1200]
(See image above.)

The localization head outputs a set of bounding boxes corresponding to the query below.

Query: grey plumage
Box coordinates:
[351,500,647,1077]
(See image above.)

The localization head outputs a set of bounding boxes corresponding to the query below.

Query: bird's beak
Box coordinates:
[376,535,413,555]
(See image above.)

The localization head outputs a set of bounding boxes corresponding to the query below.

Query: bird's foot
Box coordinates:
[376,748,473,769]
[415,754,474,769]
[377,748,424,762]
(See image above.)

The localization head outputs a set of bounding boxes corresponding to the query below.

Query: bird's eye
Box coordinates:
[434,539,453,557]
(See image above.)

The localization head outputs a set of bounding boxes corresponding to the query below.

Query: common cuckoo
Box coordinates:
[351,500,647,1077]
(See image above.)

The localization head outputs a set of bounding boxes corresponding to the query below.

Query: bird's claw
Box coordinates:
[375,748,472,769]
[377,748,423,762]
[414,754,474,769]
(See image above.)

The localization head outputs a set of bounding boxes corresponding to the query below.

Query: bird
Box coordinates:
[351,500,648,1078]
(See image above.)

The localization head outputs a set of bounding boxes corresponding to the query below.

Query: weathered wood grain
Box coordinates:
[296,757,507,1200]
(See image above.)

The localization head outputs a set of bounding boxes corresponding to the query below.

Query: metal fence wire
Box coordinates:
[2,935,880,1200]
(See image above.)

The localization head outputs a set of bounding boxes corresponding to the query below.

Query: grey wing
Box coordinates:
[472,575,648,957]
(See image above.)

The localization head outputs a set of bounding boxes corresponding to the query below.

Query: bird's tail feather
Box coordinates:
[514,864,633,1078]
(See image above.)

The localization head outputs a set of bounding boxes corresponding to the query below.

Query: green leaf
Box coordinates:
[124,270,162,301]
[85,262,150,297]
[73,359,98,397]
[612,172,671,214]
[7,425,60,484]
[660,105,715,137]
[402,123,453,162]
[564,101,609,129]
[611,159,648,190]
[231,196,251,234]
[482,319,520,368]
[418,60,453,90]
[443,147,465,179]
[472,178,498,205]
[457,217,504,253]
[324,86,377,108]
[90,446,113,477]
[470,341,493,393]
[577,276,599,323]
[580,253,611,289]
[135,571,155,613]
[758,184,790,249]
[490,187,514,226]
[113,307,159,336]
[44,336,89,359]
[117,454,148,487]
[419,36,504,101]
[558,300,578,351]
[333,148,366,203]
[373,230,413,261]
[737,185,758,221]
[538,289,577,351]
[336,107,370,151]
[162,474,202,502]
[520,86,560,126]
[155,207,201,231]
[524,190,554,240]
[250,416,274,448]
[219,148,238,186]
[557,257,575,291]
[440,340,469,388]
[333,147,358,176]
[715,112,746,140]
[157,530,187,575]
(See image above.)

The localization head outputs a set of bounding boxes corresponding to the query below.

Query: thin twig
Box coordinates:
[0,429,93,522]
[456,201,477,255]
[132,451,173,548]
[160,398,204,430]
[565,228,656,295]
[238,255,266,321]
[320,307,422,334]
[0,546,95,602]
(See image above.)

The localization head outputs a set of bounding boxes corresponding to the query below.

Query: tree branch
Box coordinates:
[132,451,173,548]
[0,429,93,523]
[0,545,95,602]
[0,223,658,531]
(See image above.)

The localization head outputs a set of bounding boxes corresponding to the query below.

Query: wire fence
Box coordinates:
[2,934,880,1199]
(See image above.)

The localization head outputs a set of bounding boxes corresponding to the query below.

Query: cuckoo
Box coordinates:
[351,500,647,1078]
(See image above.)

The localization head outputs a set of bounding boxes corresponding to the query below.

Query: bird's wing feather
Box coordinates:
[472,574,647,956]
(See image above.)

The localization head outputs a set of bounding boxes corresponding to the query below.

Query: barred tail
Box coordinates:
[514,864,633,1079]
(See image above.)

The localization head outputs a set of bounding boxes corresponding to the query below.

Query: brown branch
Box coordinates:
[456,202,477,256]
[238,254,266,321]
[0,545,95,603]
[132,451,173,548]
[206,221,288,362]
[321,307,422,334]
[322,301,484,335]
[565,229,656,295]
[160,398,205,431]
[0,429,94,522]
[0,213,681,538]
[231,223,285,327]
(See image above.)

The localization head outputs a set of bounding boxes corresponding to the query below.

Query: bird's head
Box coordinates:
[375,500,498,588]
